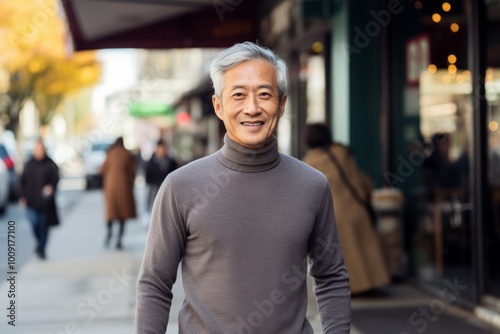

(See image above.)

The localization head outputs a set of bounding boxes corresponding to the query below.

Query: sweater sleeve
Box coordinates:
[308,183,351,333]
[135,177,186,333]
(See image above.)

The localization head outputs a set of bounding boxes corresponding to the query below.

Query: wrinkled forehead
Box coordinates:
[223,60,278,88]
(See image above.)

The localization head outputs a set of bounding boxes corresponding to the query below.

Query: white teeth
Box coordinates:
[242,122,263,126]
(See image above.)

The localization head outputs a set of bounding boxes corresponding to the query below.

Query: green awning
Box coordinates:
[129,102,175,118]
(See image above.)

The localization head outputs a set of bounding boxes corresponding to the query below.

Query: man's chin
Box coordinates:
[229,131,274,149]
[241,137,273,149]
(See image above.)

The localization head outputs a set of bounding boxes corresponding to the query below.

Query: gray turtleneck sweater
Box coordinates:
[136,135,351,333]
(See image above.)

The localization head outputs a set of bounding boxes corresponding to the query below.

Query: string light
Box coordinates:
[486,69,494,82]
[442,75,451,84]
[442,3,451,12]
[428,64,437,74]
[448,54,457,64]
[312,42,324,53]
[489,121,499,132]
[450,23,459,32]
[432,13,442,23]
[455,75,465,84]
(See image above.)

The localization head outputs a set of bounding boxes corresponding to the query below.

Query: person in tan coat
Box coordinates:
[302,123,389,295]
[100,137,137,249]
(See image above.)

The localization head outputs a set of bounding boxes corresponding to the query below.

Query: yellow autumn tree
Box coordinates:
[0,0,101,133]
[33,51,101,126]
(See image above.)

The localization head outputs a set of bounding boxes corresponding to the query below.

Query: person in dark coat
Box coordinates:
[100,137,137,249]
[19,138,59,259]
[144,139,178,211]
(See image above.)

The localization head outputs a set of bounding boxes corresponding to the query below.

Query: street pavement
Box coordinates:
[0,180,147,334]
[0,178,499,333]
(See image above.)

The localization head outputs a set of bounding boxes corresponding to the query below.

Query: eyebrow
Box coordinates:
[229,84,275,91]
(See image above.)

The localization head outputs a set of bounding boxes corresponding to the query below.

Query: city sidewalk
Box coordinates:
[1,185,499,333]
[0,187,148,334]
[350,284,500,334]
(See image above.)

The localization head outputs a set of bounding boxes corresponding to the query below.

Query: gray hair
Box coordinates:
[209,42,288,100]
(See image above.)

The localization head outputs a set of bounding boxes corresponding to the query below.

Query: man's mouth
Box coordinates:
[241,122,264,126]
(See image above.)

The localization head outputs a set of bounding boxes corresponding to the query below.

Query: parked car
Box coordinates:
[82,139,114,189]
[0,159,10,214]
[0,143,20,201]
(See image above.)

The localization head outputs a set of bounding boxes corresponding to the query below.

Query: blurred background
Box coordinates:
[0,0,500,333]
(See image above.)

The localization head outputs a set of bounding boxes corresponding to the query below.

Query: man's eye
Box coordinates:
[260,92,272,98]
[233,93,244,98]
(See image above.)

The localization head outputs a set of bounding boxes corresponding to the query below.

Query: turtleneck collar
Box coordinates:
[216,133,281,172]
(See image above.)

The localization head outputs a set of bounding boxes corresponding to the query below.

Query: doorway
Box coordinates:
[292,35,331,159]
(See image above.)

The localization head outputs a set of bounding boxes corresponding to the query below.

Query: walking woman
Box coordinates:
[19,139,59,259]
[303,123,390,295]
[100,137,137,249]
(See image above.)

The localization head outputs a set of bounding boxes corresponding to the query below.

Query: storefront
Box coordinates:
[292,0,499,323]
[312,0,500,324]
[385,0,499,318]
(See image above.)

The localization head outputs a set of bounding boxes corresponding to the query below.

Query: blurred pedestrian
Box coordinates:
[19,138,59,260]
[303,123,390,295]
[136,42,351,333]
[100,137,137,250]
[423,132,469,193]
[144,139,178,211]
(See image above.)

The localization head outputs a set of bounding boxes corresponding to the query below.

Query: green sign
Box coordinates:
[129,102,175,118]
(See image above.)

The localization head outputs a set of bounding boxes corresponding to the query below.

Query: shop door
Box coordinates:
[417,75,474,302]
[394,0,477,304]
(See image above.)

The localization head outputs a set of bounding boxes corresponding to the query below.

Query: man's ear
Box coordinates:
[279,94,287,118]
[212,95,223,120]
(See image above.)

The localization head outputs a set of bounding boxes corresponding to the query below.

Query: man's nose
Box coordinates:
[243,94,260,115]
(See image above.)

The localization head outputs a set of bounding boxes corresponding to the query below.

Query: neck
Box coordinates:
[216,133,280,172]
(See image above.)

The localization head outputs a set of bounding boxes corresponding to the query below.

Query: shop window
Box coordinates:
[391,0,475,302]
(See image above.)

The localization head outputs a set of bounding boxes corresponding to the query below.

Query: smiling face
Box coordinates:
[212,59,287,149]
